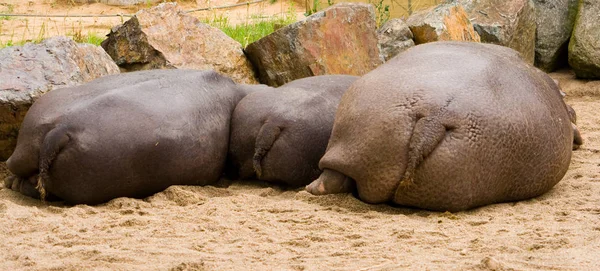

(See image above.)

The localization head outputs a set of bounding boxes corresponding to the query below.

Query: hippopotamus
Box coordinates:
[228,75,359,187]
[5,69,259,205]
[306,41,582,212]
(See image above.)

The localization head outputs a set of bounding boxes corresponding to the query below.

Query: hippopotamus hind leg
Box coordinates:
[5,175,40,198]
[4,175,60,201]
[305,169,356,195]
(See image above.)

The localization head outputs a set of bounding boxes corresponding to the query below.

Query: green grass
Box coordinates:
[0,39,20,48]
[203,9,297,47]
[205,15,296,47]
[70,30,106,46]
[0,31,105,49]
[83,32,106,46]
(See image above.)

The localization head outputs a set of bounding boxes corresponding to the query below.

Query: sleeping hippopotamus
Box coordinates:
[306,41,582,212]
[228,75,358,187]
[5,69,257,205]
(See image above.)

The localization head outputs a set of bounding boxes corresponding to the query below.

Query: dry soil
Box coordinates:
[0,69,599,270]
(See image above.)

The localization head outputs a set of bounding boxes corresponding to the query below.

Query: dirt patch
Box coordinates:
[0,0,305,44]
[0,70,599,270]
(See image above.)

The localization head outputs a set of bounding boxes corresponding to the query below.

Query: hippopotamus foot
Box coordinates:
[5,175,41,199]
[306,169,356,195]
[4,175,58,201]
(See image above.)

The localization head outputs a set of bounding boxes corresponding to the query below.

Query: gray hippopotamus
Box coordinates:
[306,41,582,212]
[5,69,258,205]
[228,75,358,187]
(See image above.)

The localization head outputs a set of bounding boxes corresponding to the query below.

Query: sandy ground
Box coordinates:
[0,69,598,270]
[0,0,305,44]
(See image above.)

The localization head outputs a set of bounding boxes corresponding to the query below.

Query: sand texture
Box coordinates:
[1,69,599,270]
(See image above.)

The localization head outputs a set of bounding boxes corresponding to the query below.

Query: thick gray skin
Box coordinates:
[306,41,581,212]
[5,69,252,205]
[228,75,358,187]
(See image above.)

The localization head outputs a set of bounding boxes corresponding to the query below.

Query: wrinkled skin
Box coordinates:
[228,75,359,187]
[5,69,254,205]
[306,41,582,212]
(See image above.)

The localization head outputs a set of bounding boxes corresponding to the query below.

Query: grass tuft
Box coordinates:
[205,15,296,47]
[203,3,298,47]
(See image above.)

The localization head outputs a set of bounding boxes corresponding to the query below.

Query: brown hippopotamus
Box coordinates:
[5,69,258,205]
[228,75,358,187]
[306,41,582,212]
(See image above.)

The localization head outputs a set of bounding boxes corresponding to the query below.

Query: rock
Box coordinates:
[568,0,600,79]
[101,2,257,84]
[533,0,578,72]
[0,36,120,161]
[405,3,480,45]
[244,3,382,87]
[456,0,536,64]
[377,19,415,62]
[73,0,161,5]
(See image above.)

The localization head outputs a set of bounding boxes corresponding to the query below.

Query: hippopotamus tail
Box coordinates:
[37,125,70,200]
[253,122,281,178]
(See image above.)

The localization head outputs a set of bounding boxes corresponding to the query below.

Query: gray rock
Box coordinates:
[377,19,415,62]
[101,3,258,84]
[456,0,537,64]
[0,36,120,160]
[568,0,600,79]
[533,0,578,72]
[244,3,382,87]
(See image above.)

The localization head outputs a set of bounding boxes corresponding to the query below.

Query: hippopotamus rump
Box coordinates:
[5,69,252,205]
[228,75,358,187]
[306,41,581,212]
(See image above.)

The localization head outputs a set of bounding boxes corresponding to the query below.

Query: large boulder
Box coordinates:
[377,19,415,62]
[533,0,578,72]
[456,0,536,64]
[101,3,258,84]
[244,3,382,87]
[405,3,480,45]
[0,36,120,161]
[568,0,600,79]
